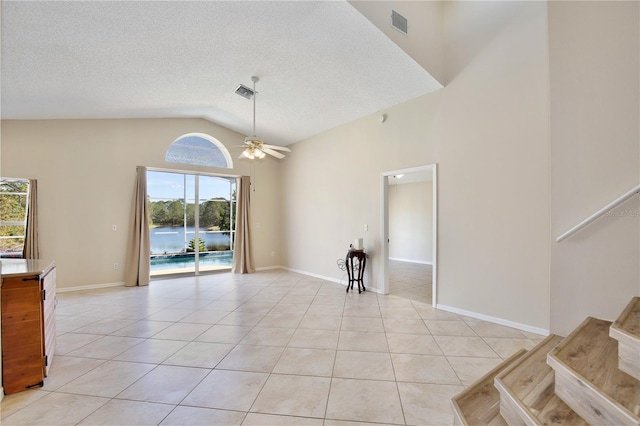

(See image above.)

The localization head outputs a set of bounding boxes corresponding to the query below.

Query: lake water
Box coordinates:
[150,226,232,254]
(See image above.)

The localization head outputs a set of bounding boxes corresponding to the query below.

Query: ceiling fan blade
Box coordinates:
[262,147,286,159]
[263,144,291,152]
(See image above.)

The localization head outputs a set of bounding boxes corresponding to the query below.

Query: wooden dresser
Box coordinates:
[1,260,56,394]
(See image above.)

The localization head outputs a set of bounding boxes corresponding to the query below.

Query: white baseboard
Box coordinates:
[279,266,384,294]
[280,266,344,285]
[54,267,387,297]
[389,257,432,265]
[436,304,549,336]
[255,265,285,271]
[56,281,125,293]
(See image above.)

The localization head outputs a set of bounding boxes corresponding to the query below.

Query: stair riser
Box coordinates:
[498,393,528,426]
[619,343,640,381]
[553,367,639,425]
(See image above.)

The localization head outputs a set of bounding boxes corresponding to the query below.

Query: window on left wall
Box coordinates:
[0,178,30,258]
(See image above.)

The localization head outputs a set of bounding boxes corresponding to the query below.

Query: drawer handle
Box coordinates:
[22,277,40,282]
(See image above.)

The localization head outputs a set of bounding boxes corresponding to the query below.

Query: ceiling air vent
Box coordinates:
[234,84,255,100]
[391,10,408,35]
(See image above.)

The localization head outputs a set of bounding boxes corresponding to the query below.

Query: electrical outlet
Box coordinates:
[113,263,119,270]
[271,251,275,257]
[364,224,368,231]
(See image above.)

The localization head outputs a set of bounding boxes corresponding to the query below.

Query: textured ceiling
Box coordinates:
[1,1,442,146]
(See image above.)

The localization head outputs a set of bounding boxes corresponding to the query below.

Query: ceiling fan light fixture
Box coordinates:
[242,148,255,159]
[238,75,290,160]
[244,135,262,145]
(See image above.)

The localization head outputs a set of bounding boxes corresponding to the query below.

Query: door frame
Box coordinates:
[380,164,438,307]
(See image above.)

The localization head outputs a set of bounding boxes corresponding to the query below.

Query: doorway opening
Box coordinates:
[380,164,437,307]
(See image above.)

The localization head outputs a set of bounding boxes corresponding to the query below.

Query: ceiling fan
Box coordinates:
[238,76,291,160]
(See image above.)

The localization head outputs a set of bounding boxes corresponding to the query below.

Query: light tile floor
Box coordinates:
[389,260,432,304]
[1,269,543,425]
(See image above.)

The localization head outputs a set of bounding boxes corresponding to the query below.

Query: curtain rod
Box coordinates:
[143,166,241,179]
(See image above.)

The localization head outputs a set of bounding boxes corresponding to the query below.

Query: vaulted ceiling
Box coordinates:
[1,1,442,146]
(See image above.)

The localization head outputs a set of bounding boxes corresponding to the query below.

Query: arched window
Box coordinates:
[165,133,233,168]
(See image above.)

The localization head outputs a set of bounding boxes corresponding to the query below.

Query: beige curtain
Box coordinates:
[124,166,150,286]
[232,176,255,274]
[22,179,40,259]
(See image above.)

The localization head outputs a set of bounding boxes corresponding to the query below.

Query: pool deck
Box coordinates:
[150,264,231,276]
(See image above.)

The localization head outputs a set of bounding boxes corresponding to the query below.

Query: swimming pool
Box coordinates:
[150,251,233,271]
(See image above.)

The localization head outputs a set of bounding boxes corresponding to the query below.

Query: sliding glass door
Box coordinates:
[147,170,236,276]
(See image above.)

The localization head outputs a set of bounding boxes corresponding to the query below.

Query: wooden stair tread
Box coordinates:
[451,349,527,426]
[495,334,587,425]
[611,296,640,348]
[548,316,640,424]
[497,335,562,399]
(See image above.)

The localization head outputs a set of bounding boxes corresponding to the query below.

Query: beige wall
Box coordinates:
[283,1,550,331]
[389,181,433,263]
[0,118,282,290]
[436,1,550,330]
[548,1,640,335]
[281,93,441,289]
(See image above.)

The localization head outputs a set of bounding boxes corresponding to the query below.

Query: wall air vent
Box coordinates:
[234,84,255,100]
[391,10,408,35]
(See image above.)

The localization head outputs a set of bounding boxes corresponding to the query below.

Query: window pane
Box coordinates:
[149,196,186,254]
[0,224,25,257]
[200,176,234,200]
[199,176,233,252]
[147,171,186,201]
[0,193,27,222]
[0,181,28,193]
[165,134,232,168]
[0,179,29,259]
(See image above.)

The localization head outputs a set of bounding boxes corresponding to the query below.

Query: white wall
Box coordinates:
[389,181,433,263]
[548,1,640,335]
[1,118,282,289]
[283,1,551,331]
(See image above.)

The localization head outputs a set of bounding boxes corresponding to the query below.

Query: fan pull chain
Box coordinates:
[250,163,256,192]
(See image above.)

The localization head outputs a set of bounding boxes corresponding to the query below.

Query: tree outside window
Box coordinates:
[0,179,29,258]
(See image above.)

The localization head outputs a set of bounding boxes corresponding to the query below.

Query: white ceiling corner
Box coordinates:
[1,1,442,146]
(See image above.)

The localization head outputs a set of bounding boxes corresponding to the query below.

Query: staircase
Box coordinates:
[451,349,526,426]
[610,297,640,381]
[451,297,640,425]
